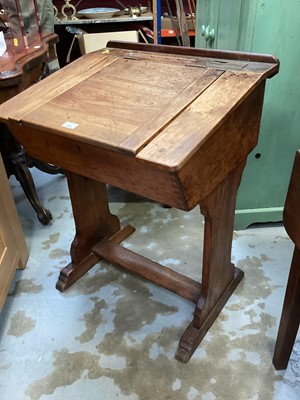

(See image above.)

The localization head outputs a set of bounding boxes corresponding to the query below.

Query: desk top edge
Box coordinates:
[107,41,279,77]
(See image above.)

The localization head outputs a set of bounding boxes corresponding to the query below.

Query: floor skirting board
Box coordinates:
[235,207,284,229]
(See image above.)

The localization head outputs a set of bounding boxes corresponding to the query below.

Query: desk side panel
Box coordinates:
[178,82,266,209]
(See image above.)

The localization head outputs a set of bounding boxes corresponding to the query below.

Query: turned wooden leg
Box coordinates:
[176,161,246,363]
[0,124,52,225]
[273,246,300,370]
[13,158,52,225]
[26,156,64,175]
[56,171,134,291]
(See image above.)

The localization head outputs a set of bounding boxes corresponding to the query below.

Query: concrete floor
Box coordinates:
[0,169,299,400]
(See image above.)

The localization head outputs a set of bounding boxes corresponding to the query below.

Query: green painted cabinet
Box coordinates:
[196,0,300,228]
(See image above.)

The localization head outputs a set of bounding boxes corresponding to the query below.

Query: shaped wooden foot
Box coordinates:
[176,267,243,363]
[56,172,134,292]
[56,224,135,292]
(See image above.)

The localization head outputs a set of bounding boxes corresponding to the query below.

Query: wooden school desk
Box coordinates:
[0,42,279,363]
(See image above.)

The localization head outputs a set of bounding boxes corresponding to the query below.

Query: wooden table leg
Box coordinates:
[0,124,52,225]
[176,161,246,363]
[56,171,135,292]
[57,163,246,363]
[273,246,300,370]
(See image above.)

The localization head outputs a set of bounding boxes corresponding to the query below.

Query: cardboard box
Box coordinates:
[161,17,195,31]
[77,31,139,55]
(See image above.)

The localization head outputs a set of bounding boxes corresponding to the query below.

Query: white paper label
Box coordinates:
[62,121,79,129]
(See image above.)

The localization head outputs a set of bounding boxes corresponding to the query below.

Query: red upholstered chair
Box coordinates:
[273,150,300,370]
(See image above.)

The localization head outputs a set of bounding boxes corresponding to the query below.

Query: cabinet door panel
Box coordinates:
[0,155,28,311]
[195,0,217,48]
[196,0,300,228]
[235,0,300,227]
[196,0,243,50]
[0,232,15,310]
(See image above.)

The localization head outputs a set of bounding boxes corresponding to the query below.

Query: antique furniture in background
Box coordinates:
[273,150,300,370]
[0,33,60,223]
[0,0,60,311]
[0,42,279,362]
[0,0,60,223]
[53,0,153,66]
[52,0,196,66]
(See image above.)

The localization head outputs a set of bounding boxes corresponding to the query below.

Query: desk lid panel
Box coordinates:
[137,70,264,170]
[15,55,219,152]
[118,68,224,155]
[0,52,116,121]
[0,43,279,171]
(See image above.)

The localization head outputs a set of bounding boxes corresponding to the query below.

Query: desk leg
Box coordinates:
[176,161,246,363]
[273,246,300,370]
[56,172,135,292]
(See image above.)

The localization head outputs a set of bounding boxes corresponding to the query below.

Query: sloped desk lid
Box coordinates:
[0,42,279,171]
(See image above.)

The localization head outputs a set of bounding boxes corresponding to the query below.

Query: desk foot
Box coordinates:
[56,223,135,292]
[175,267,244,363]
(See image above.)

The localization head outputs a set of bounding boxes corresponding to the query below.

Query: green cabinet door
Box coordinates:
[196,0,300,228]
[196,0,243,50]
